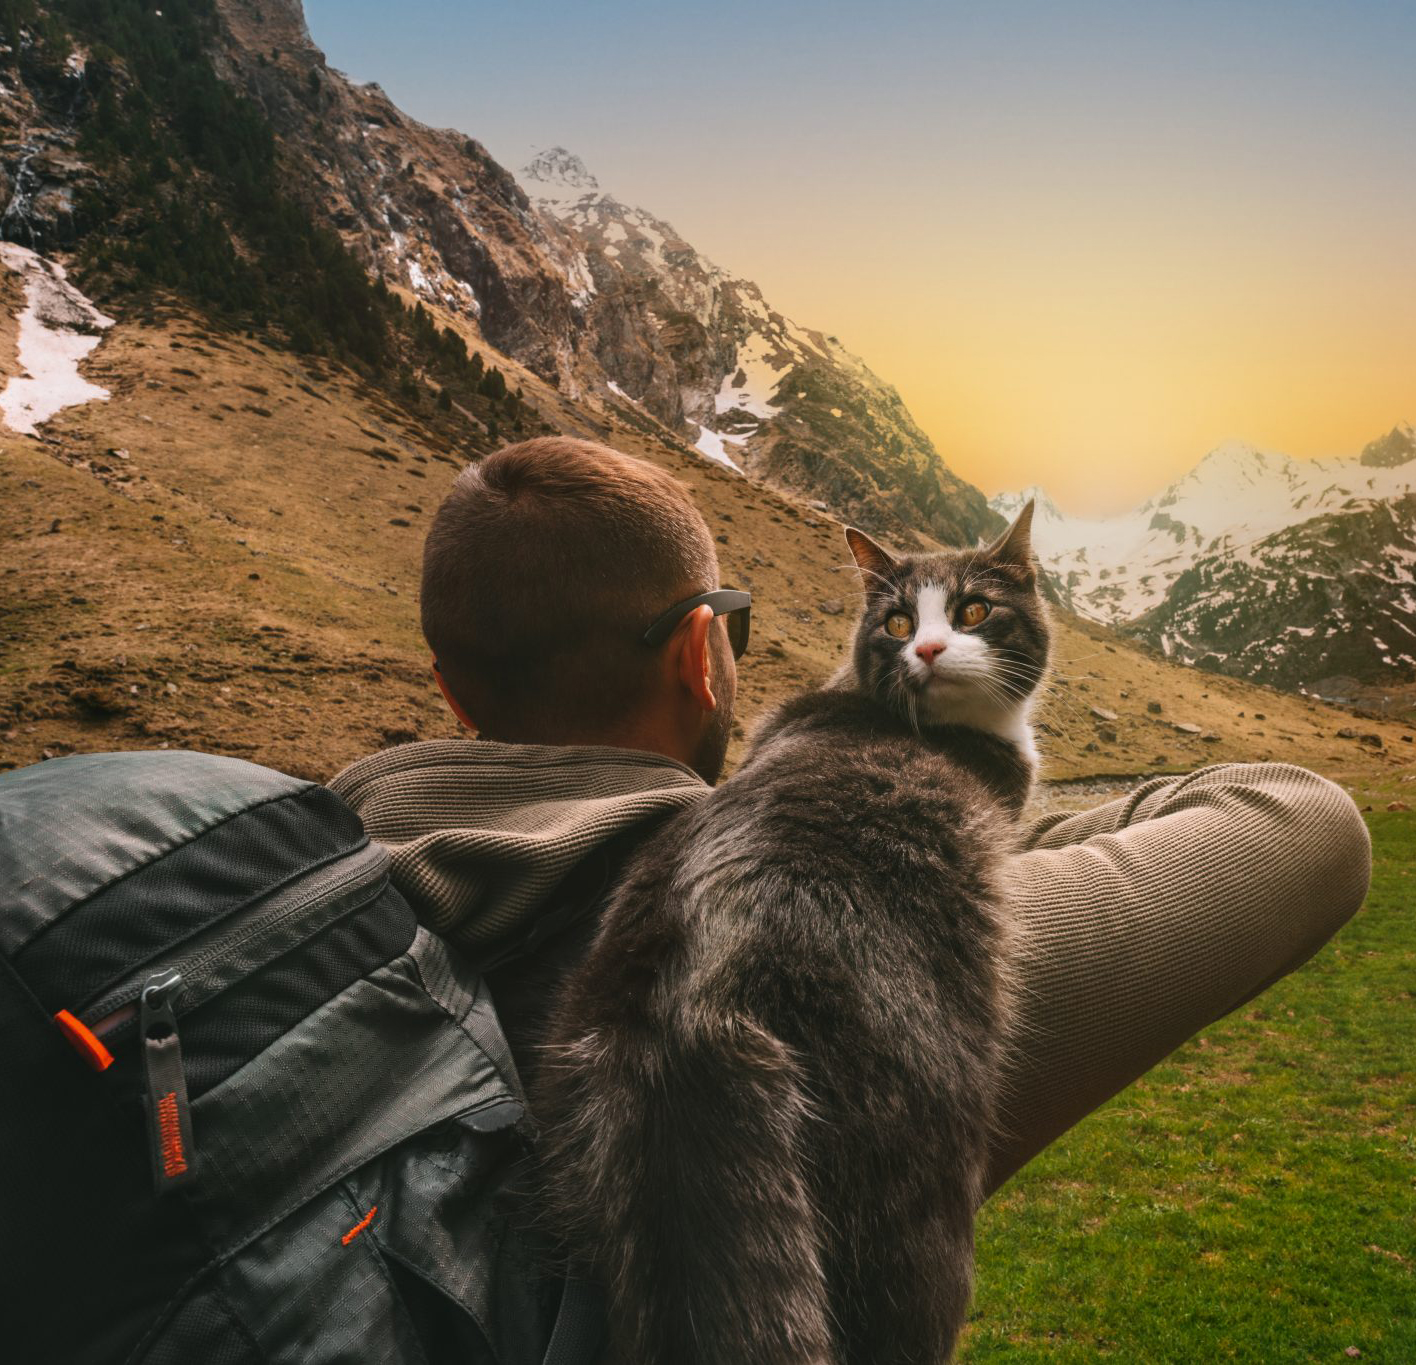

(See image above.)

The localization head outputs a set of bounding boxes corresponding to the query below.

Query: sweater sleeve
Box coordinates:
[986,762,1372,1194]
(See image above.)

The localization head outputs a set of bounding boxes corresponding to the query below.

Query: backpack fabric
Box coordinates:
[0,749,601,1365]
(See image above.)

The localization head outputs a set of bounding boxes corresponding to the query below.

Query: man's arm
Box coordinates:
[986,762,1372,1194]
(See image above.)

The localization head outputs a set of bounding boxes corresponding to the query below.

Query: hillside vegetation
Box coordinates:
[3,290,1413,796]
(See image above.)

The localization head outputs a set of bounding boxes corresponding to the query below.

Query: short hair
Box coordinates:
[421,437,719,740]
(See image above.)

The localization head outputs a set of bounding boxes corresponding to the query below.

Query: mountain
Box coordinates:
[1361,420,1416,469]
[1136,493,1416,694]
[208,1,999,548]
[0,0,997,546]
[2,0,1412,787]
[5,281,1412,784]
[516,147,996,547]
[991,437,1416,696]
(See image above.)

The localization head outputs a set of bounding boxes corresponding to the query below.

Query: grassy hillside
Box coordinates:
[2,294,1413,794]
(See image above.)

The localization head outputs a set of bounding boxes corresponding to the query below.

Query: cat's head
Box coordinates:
[840,502,1050,743]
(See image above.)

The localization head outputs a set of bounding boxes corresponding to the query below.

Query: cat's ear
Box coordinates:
[844,527,897,584]
[983,500,1036,580]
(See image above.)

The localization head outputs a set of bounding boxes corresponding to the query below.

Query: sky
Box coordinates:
[304,0,1416,516]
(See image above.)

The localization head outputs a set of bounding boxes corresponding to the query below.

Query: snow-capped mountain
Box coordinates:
[1136,492,1416,694]
[517,147,997,548]
[992,430,1416,690]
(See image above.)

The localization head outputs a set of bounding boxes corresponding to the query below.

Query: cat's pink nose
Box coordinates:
[915,641,946,664]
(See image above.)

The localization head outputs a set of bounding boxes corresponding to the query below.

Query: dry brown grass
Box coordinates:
[3,305,1412,789]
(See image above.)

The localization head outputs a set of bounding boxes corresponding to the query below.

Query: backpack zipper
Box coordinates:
[80,840,390,1042]
[77,843,393,1196]
[140,968,196,1194]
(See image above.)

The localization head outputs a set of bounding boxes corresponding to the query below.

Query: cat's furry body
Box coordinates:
[536,508,1046,1364]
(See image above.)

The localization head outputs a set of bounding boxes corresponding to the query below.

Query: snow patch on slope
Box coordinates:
[693,424,743,473]
[0,243,114,435]
[714,332,789,419]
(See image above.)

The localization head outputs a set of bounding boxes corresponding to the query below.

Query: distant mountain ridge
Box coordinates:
[517,145,997,547]
[992,429,1416,694]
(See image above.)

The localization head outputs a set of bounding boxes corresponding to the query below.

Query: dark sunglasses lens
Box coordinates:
[724,606,750,659]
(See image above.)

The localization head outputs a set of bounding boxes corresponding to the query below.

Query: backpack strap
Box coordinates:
[540,1274,605,1365]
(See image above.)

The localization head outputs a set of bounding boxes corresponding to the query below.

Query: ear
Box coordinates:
[432,658,478,733]
[984,500,1036,579]
[673,604,719,713]
[844,527,897,584]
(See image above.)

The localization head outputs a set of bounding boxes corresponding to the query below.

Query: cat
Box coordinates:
[534,501,1047,1365]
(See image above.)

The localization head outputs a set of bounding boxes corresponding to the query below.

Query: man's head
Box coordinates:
[421,436,738,781]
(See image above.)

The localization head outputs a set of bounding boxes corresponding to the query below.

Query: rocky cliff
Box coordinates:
[204,0,1000,547]
[518,147,997,547]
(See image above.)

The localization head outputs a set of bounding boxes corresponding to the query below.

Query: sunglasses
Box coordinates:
[642,589,752,659]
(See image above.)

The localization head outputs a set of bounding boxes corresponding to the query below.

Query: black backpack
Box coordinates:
[0,749,602,1365]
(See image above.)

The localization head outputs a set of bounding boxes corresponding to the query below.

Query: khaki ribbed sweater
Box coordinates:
[328,738,706,954]
[330,741,1371,1192]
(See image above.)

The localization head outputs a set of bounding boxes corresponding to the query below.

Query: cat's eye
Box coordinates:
[885,612,913,639]
[959,600,990,627]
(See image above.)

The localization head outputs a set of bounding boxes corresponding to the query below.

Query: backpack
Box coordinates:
[0,749,603,1365]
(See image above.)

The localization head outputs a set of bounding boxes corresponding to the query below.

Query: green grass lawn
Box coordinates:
[964,809,1414,1362]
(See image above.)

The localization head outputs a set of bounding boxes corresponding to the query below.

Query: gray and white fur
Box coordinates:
[536,502,1048,1364]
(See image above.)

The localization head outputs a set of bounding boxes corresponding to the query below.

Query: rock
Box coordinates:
[1359,734,1382,748]
[1147,700,1163,714]
[1201,733,1221,743]
[1336,727,1358,739]
[817,599,845,616]
[1402,734,1412,743]
[766,643,787,659]
[1173,722,1202,735]
[1083,741,1100,752]
[68,686,128,717]
[1099,727,1118,744]
[388,517,411,527]
[1090,706,1118,722]
[1387,801,1410,812]
[1254,712,1266,721]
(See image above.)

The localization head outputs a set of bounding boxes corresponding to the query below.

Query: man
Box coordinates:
[329,435,1371,1192]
